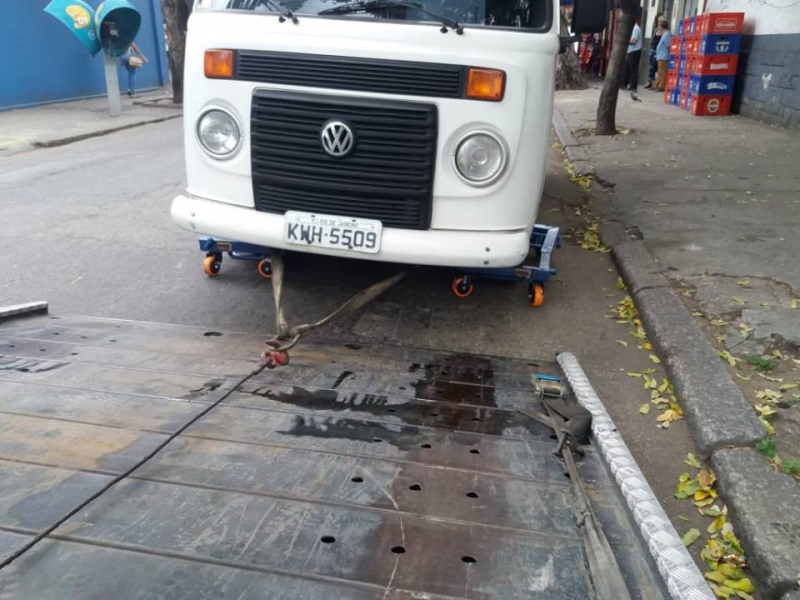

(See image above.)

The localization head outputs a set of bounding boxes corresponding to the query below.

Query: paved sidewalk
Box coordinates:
[554,84,800,599]
[0,87,181,156]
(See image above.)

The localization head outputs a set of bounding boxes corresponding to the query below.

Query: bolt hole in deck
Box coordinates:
[320,536,336,544]
[462,556,477,563]
[373,438,383,443]
[391,546,406,554]
[351,476,364,483]
[469,449,481,454]
[466,492,479,498]
[421,443,432,449]
[203,331,223,337]
[409,483,422,491]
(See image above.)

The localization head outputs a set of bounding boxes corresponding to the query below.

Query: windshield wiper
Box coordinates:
[318,0,463,34]
[227,0,298,23]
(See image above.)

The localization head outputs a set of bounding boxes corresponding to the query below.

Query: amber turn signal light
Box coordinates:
[204,50,234,79]
[466,68,505,101]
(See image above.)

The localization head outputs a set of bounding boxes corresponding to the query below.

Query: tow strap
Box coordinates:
[519,396,632,600]
[261,250,405,367]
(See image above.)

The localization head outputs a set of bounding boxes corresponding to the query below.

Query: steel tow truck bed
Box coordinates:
[0,306,701,599]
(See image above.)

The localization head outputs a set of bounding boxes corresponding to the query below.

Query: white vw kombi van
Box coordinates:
[171,0,604,270]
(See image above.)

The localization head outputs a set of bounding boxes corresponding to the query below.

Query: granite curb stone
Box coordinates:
[635,287,765,455]
[712,448,800,598]
[552,108,595,176]
[612,241,672,296]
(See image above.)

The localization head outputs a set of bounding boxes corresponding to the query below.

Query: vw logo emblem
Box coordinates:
[320,120,355,158]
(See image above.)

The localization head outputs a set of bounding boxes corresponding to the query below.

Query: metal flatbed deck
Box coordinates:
[0,310,678,599]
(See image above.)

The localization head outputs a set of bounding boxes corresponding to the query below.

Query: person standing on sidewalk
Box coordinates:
[644,17,664,89]
[624,20,643,93]
[653,20,672,91]
[119,41,149,97]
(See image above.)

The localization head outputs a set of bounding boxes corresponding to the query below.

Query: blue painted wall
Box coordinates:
[0,0,169,110]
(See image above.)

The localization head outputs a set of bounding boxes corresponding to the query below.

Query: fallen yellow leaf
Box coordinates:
[682,528,701,546]
[615,340,629,347]
[719,351,740,367]
[725,578,755,593]
[792,298,799,310]
[639,403,651,414]
[705,571,727,584]
[757,373,783,383]
[685,453,701,468]
[732,297,747,305]
[649,354,661,364]
[736,280,750,287]
[735,373,752,381]
[708,514,726,534]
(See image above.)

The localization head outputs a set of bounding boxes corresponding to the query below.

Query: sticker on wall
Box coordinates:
[45,0,101,55]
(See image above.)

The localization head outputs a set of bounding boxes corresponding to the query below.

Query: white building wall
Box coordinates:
[704,0,800,35]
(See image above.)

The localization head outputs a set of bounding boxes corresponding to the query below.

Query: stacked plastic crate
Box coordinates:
[664,12,744,116]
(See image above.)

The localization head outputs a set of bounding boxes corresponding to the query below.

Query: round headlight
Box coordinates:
[454,133,507,185]
[197,109,241,158]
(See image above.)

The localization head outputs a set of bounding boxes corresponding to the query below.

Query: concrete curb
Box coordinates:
[32,114,182,150]
[712,448,800,598]
[550,107,800,598]
[552,108,594,177]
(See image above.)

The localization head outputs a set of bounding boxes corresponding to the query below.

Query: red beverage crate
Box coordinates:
[680,89,689,110]
[667,72,678,89]
[700,12,745,35]
[685,35,699,55]
[669,36,682,55]
[689,94,732,116]
[664,88,672,104]
[690,54,739,75]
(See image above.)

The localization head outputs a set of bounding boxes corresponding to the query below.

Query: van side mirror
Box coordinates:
[571,0,607,34]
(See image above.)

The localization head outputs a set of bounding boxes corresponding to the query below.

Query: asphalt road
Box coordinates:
[0,120,702,537]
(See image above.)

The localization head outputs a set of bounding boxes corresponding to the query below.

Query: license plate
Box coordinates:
[284,211,382,254]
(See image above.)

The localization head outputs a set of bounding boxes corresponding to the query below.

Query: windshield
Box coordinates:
[196,0,550,31]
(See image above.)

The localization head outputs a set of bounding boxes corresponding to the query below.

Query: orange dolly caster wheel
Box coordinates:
[530,283,544,307]
[203,255,221,277]
[452,276,474,299]
[257,258,273,280]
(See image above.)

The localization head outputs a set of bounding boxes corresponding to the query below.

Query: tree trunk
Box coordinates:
[556,10,587,91]
[161,0,190,104]
[595,2,637,135]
